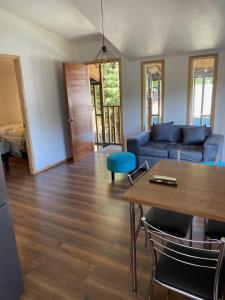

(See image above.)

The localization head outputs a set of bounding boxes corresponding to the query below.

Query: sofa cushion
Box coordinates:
[169,144,203,162]
[140,142,174,158]
[151,123,174,143]
[172,125,211,143]
[182,126,206,145]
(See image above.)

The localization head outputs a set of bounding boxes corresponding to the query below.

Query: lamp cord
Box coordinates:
[101,0,105,46]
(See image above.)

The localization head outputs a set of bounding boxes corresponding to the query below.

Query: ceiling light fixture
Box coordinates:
[94,0,116,68]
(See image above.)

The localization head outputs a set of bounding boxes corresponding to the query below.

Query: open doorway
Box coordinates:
[63,60,123,161]
[0,55,34,174]
[88,60,123,154]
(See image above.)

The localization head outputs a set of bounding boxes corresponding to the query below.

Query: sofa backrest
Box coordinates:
[172,125,211,142]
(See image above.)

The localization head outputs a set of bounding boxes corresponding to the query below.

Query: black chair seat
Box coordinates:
[156,242,225,300]
[205,220,225,239]
[146,208,193,238]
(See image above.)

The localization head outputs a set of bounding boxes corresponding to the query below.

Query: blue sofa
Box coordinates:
[127,124,224,168]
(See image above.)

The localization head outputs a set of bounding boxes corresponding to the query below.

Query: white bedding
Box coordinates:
[0,122,26,151]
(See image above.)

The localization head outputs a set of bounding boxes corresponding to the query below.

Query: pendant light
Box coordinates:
[94,0,116,68]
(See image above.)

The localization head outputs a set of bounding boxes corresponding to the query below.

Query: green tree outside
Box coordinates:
[102,62,120,106]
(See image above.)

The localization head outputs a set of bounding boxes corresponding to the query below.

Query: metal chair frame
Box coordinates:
[128,160,150,185]
[202,155,224,242]
[128,160,193,243]
[127,161,150,269]
[128,160,150,238]
[142,217,225,300]
[203,159,224,247]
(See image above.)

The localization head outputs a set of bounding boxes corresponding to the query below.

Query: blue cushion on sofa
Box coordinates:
[140,142,174,158]
[151,123,174,143]
[169,144,203,161]
[182,126,206,145]
[172,125,211,143]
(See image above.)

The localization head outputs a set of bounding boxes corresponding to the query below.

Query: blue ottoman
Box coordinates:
[201,161,225,167]
[107,152,136,181]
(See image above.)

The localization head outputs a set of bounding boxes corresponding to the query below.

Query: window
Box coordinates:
[141,60,164,130]
[187,55,218,127]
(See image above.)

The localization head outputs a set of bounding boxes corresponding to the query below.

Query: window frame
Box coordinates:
[187,54,218,128]
[141,59,165,130]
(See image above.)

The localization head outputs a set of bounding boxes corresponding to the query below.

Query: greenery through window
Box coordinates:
[102,62,120,106]
[142,60,164,130]
[188,55,217,127]
[89,61,121,146]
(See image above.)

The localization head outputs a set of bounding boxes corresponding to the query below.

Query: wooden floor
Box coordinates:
[6,153,203,300]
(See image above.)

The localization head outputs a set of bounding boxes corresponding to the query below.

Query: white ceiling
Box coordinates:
[0,0,225,58]
[0,0,98,39]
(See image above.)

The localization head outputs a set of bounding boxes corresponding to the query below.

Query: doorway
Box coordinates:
[0,54,34,174]
[88,60,123,153]
[63,60,123,161]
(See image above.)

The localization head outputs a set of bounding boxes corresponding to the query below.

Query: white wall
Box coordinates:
[121,59,142,142]
[125,51,225,129]
[214,51,225,158]
[1,9,224,171]
[163,56,189,124]
[124,55,190,131]
[0,58,23,123]
[0,9,77,172]
[126,50,225,158]
[76,40,225,158]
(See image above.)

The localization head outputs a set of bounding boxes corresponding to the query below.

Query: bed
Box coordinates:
[0,122,26,151]
[0,122,26,169]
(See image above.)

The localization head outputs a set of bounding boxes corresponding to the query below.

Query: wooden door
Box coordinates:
[64,63,94,160]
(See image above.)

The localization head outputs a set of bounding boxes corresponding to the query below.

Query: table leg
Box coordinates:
[130,202,137,292]
[111,172,115,182]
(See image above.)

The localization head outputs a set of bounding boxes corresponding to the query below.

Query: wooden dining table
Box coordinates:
[122,160,225,292]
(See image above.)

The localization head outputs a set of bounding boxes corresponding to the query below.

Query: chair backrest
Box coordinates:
[142,216,225,300]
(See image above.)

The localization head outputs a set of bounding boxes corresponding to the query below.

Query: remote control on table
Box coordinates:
[152,175,176,182]
[149,175,177,187]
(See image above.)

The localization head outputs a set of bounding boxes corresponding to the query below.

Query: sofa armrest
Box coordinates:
[203,134,224,161]
[127,131,150,156]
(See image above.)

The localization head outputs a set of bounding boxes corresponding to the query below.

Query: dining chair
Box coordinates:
[205,220,225,241]
[142,216,225,300]
[201,161,225,243]
[128,162,193,244]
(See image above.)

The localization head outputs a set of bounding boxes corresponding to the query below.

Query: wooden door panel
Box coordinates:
[75,131,94,145]
[75,144,93,160]
[64,63,94,161]
[73,106,90,116]
[72,123,92,134]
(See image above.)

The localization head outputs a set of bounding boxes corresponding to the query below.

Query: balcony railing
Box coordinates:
[103,105,121,145]
[93,105,121,146]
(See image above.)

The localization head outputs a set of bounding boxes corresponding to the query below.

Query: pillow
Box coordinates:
[151,122,174,143]
[182,126,206,145]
